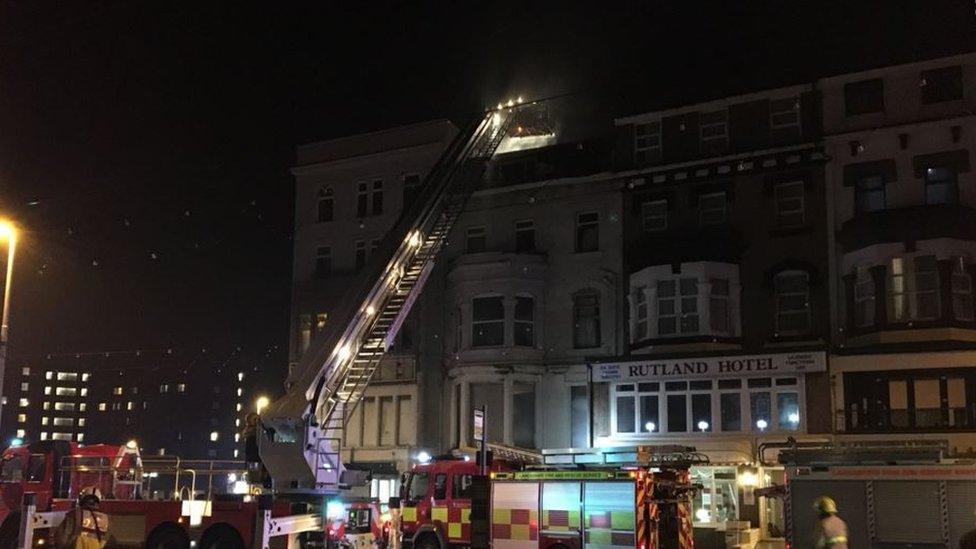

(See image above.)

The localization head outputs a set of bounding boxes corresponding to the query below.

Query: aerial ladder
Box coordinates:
[258,105,518,493]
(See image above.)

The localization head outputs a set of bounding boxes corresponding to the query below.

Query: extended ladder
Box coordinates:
[259,106,518,492]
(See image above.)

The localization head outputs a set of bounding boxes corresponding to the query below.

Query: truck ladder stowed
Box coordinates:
[259,105,518,493]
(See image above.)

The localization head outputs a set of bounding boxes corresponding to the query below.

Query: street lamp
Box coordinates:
[0,220,17,429]
[255,396,270,415]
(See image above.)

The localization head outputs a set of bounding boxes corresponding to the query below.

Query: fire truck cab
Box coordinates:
[398,446,704,549]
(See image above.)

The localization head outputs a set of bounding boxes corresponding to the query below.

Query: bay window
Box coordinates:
[631,263,739,342]
[633,288,648,342]
[514,296,535,347]
[471,296,504,347]
[846,369,976,432]
[889,255,939,322]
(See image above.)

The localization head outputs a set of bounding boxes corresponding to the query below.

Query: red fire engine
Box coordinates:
[397,445,705,549]
[7,103,520,548]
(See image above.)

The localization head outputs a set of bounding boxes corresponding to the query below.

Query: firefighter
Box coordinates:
[813,496,848,549]
[54,488,113,549]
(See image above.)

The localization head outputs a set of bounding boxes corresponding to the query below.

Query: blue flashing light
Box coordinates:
[326,500,345,520]
[9,438,22,447]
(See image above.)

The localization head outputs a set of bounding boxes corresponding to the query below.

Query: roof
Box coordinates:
[295,119,458,167]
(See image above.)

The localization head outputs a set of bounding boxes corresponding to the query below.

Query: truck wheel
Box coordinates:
[145,524,190,549]
[414,534,440,549]
[199,524,245,549]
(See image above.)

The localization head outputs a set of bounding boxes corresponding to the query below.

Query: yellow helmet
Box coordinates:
[814,496,837,514]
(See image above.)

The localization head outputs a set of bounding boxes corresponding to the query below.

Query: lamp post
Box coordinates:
[0,221,17,429]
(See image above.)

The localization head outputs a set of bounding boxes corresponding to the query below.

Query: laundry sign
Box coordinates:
[593,351,826,382]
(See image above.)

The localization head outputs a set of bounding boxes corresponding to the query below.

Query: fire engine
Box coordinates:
[776,440,976,549]
[397,445,706,549]
[9,102,521,548]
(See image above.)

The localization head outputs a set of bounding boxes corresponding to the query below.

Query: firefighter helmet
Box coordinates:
[79,487,102,508]
[814,496,838,515]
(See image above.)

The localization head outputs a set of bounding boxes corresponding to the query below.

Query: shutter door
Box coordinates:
[948,481,976,548]
[874,481,942,543]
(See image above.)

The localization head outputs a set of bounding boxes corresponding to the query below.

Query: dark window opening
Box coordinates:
[921,66,963,104]
[472,296,504,347]
[371,180,384,215]
[515,220,535,252]
[855,174,886,214]
[845,78,885,116]
[575,212,599,252]
[317,188,334,222]
[924,166,959,205]
[403,174,422,210]
[466,227,486,253]
[357,183,368,218]
[573,291,601,348]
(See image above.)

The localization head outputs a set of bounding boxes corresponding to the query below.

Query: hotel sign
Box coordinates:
[593,351,826,382]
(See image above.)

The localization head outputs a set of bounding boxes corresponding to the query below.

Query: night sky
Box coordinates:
[0,2,972,391]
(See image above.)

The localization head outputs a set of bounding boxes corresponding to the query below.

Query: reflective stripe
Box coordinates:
[826,536,848,545]
[402,507,417,522]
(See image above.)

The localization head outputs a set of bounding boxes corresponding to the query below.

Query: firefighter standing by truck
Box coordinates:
[813,497,848,549]
[54,488,113,549]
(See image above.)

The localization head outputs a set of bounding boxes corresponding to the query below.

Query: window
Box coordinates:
[854,266,876,327]
[634,121,661,163]
[299,314,312,353]
[775,272,811,335]
[573,291,601,348]
[921,65,963,104]
[315,246,332,278]
[113,387,123,396]
[471,296,504,347]
[210,431,219,442]
[55,387,76,397]
[44,387,51,395]
[641,200,668,232]
[126,401,134,411]
[466,227,486,253]
[845,78,884,116]
[316,313,327,333]
[53,402,75,412]
[575,212,599,252]
[924,167,959,205]
[699,110,728,154]
[15,429,24,439]
[699,192,727,226]
[56,372,78,382]
[159,384,170,394]
[709,279,730,333]
[21,367,29,376]
[570,386,589,447]
[512,382,536,447]
[18,398,28,407]
[177,383,186,393]
[82,373,90,382]
[357,183,368,217]
[19,383,27,392]
[953,258,974,321]
[41,417,48,425]
[854,174,886,214]
[515,220,535,252]
[453,474,474,499]
[657,279,699,335]
[98,403,106,411]
[371,239,380,256]
[27,455,46,481]
[317,187,334,222]
[634,288,648,342]
[52,418,73,427]
[403,174,421,210]
[769,96,801,131]
[371,180,383,215]
[889,255,940,322]
[720,392,741,431]
[846,370,976,432]
[355,241,366,271]
[774,182,804,228]
[406,472,429,502]
[514,296,534,347]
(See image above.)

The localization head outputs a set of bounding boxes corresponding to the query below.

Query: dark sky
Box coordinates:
[0,2,972,389]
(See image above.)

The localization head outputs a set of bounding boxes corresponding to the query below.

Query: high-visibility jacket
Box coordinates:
[816,514,849,549]
[56,508,110,549]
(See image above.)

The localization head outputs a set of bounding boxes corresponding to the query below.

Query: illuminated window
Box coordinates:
[235,418,240,427]
[79,403,87,412]
[82,373,90,382]
[234,433,240,442]
[55,387,77,397]
[78,418,85,427]
[15,429,25,439]
[18,398,28,407]
[210,431,219,442]
[237,372,244,382]
[51,433,71,441]
[40,433,48,441]
[80,388,88,397]
[159,384,169,393]
[53,418,74,427]
[233,449,239,458]
[126,402,134,411]
[158,448,166,456]
[42,402,50,410]
[98,403,106,411]
[113,387,123,396]
[17,414,25,423]
[235,403,242,412]
[177,383,186,393]
[19,382,28,392]
[56,372,78,382]
[45,371,53,380]
[237,388,243,397]
[41,417,49,425]
[54,403,76,412]
[44,387,51,395]
[77,434,84,442]
[21,367,29,376]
